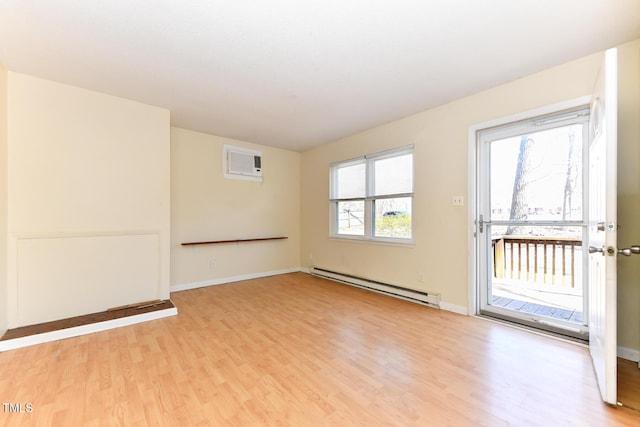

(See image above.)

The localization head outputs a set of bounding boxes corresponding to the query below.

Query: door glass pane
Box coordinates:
[489,224,584,324]
[337,201,364,235]
[480,114,589,338]
[491,124,584,221]
[374,197,412,238]
[374,154,413,196]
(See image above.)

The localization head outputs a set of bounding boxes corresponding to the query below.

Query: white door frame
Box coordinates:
[467,96,593,317]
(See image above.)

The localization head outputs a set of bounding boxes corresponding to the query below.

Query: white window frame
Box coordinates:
[329,145,414,244]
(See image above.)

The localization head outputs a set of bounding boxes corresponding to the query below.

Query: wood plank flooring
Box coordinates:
[0,272,638,426]
[619,358,640,411]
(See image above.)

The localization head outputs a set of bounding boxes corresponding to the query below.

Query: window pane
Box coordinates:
[490,124,583,221]
[335,163,365,199]
[374,197,412,238]
[374,153,413,196]
[337,201,365,235]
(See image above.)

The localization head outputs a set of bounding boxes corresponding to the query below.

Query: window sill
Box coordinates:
[328,235,415,248]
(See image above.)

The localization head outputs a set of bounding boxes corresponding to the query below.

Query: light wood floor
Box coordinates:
[0,272,638,426]
[619,358,640,411]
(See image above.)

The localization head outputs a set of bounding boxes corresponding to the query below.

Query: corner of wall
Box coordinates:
[6,73,171,326]
[0,62,8,335]
[170,128,302,288]
[616,38,640,354]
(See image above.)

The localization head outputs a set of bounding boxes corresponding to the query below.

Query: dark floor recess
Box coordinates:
[0,300,175,341]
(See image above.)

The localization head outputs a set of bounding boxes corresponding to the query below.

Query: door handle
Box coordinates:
[589,245,605,254]
[617,245,640,256]
[478,214,491,233]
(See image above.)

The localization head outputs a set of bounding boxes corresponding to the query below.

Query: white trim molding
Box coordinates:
[617,346,640,363]
[439,302,469,316]
[170,268,302,293]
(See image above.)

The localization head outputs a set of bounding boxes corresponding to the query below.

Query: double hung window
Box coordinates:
[330,146,414,242]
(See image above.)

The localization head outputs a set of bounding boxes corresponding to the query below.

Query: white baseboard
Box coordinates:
[618,346,640,363]
[0,307,178,352]
[170,267,302,293]
[439,302,469,316]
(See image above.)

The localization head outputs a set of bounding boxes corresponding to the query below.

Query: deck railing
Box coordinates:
[491,236,582,288]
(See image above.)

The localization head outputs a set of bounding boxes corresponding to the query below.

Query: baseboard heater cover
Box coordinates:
[310,267,441,308]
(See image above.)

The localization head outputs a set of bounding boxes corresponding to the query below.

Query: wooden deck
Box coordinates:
[492,236,583,289]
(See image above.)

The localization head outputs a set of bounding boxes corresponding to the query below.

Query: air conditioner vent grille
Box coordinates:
[223,144,263,182]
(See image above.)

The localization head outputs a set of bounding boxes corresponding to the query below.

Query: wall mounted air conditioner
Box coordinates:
[223,144,263,182]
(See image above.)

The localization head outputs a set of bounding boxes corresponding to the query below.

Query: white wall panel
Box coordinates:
[16,233,160,326]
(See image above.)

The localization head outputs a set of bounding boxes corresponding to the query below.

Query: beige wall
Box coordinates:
[0,63,7,335]
[617,39,640,354]
[301,41,640,352]
[170,127,300,289]
[1,41,636,352]
[301,51,603,312]
[6,72,171,326]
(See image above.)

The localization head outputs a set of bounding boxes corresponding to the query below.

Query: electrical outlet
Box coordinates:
[209,260,216,269]
[418,272,425,282]
[452,196,464,206]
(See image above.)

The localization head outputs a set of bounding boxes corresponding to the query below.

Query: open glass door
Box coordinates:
[475,48,619,405]
[477,107,590,340]
[587,48,618,405]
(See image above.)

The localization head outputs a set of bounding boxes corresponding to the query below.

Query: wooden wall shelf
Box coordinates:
[181,237,288,246]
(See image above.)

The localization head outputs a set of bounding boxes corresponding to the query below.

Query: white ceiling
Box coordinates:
[0,1,639,151]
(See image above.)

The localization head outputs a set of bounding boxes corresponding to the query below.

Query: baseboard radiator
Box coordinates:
[310,267,441,308]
